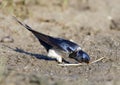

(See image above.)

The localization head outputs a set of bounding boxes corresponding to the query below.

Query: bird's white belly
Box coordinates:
[47,49,63,63]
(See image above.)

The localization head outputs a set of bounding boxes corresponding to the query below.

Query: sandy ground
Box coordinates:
[0,0,120,85]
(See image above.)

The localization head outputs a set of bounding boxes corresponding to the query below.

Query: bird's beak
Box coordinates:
[86,61,90,64]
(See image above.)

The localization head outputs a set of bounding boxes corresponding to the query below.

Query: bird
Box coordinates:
[14,17,90,64]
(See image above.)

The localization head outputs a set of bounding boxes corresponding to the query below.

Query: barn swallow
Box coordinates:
[14,17,90,63]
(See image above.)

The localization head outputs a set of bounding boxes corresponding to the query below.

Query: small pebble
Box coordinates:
[0,36,14,43]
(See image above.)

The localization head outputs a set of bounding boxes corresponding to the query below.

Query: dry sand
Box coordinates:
[0,0,120,85]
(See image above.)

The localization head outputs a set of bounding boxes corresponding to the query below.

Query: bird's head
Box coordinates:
[69,50,90,63]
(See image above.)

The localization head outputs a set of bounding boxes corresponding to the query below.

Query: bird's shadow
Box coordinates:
[3,45,69,63]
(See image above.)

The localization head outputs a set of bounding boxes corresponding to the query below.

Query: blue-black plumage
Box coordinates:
[14,17,90,63]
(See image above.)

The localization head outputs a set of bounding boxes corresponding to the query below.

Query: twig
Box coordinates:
[58,63,85,66]
[58,57,105,66]
[90,57,105,64]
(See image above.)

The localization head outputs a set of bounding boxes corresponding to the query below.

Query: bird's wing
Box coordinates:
[14,17,80,53]
[48,38,80,53]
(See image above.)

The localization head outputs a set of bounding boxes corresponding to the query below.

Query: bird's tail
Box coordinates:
[13,16,34,32]
[13,16,46,37]
[13,16,53,47]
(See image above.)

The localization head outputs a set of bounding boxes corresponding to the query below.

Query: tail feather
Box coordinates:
[13,16,32,31]
[13,16,54,51]
[13,16,50,42]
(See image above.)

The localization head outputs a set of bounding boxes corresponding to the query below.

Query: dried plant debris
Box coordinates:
[0,36,14,43]
[58,57,105,66]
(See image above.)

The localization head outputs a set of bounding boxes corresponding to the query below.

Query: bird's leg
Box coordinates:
[56,56,62,63]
